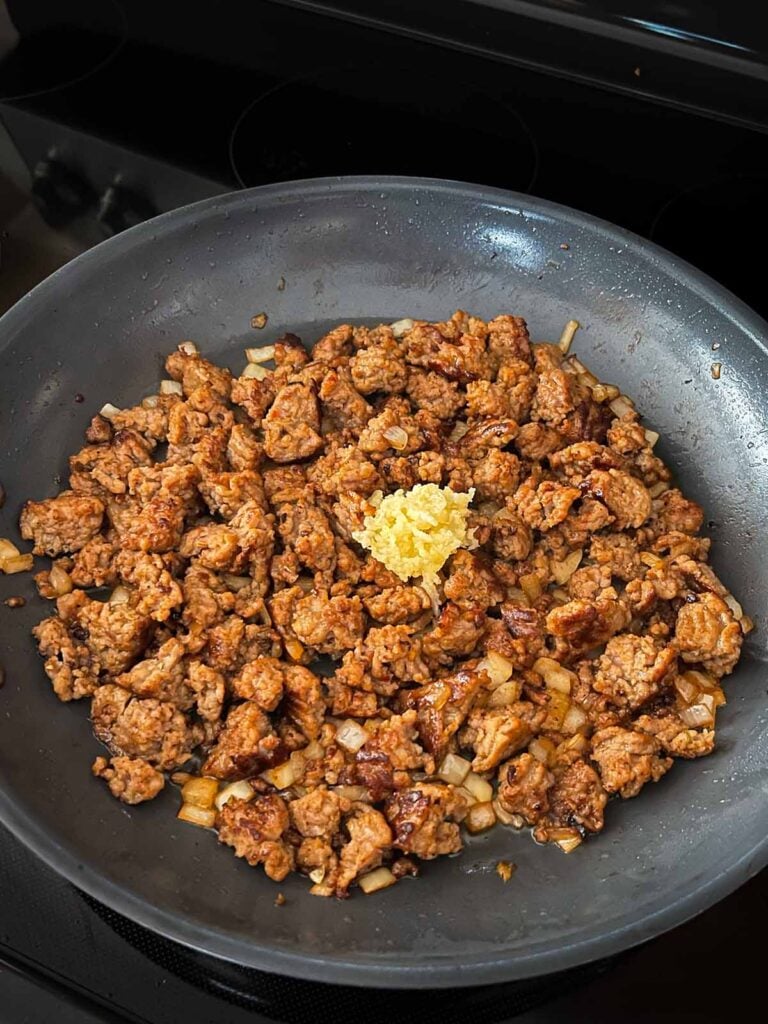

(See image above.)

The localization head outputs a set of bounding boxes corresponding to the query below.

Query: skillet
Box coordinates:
[0,176,766,988]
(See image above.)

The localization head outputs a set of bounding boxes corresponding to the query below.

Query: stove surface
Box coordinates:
[0,2,766,1021]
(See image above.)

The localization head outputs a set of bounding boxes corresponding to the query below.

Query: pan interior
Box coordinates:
[0,177,766,987]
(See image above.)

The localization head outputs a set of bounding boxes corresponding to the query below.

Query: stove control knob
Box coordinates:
[96,183,156,236]
[31,156,94,226]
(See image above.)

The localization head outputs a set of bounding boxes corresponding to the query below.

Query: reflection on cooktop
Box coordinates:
[229,65,539,192]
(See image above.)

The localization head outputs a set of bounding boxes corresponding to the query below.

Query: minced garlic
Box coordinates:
[352,483,476,584]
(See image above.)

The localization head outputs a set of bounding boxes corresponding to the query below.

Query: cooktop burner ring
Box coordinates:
[228,64,540,194]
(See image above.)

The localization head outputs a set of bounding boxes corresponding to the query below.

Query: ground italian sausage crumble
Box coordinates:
[19,311,749,897]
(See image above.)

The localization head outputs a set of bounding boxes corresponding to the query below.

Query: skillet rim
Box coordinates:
[0,174,766,988]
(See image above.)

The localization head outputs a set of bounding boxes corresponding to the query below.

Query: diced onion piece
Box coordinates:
[332,785,371,803]
[465,801,497,835]
[567,355,587,374]
[559,733,589,756]
[493,800,525,828]
[558,319,580,354]
[477,651,514,687]
[609,395,634,418]
[488,679,523,708]
[419,577,442,619]
[245,345,276,364]
[577,369,599,389]
[675,674,700,705]
[171,772,193,785]
[591,383,620,403]
[383,425,409,451]
[679,703,715,728]
[241,362,268,380]
[308,867,326,884]
[177,803,216,828]
[496,860,516,882]
[528,736,556,767]
[740,614,755,635]
[285,639,305,661]
[160,379,183,395]
[648,481,670,498]
[551,829,582,853]
[215,780,255,811]
[682,669,715,692]
[463,771,493,804]
[109,585,131,605]
[724,593,743,621]
[519,572,542,602]
[181,777,219,810]
[551,587,569,604]
[2,553,34,574]
[49,564,73,596]
[99,403,121,420]
[505,587,530,607]
[544,689,571,730]
[457,785,477,806]
[178,341,198,355]
[533,657,575,694]
[551,548,583,585]
[336,719,369,754]
[448,420,469,442]
[562,703,588,735]
[437,752,472,787]
[644,428,660,448]
[711,362,722,380]
[0,539,21,561]
[142,395,160,408]
[223,574,251,591]
[262,759,299,791]
[390,318,414,338]
[302,740,324,762]
[358,866,397,894]
[639,551,663,568]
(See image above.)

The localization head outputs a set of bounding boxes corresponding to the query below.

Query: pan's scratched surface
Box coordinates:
[0,177,766,988]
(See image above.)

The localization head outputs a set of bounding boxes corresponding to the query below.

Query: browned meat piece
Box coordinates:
[567,564,613,601]
[514,477,581,532]
[202,702,283,779]
[311,323,354,361]
[231,373,277,424]
[546,759,607,833]
[362,624,430,683]
[548,440,623,480]
[443,550,504,610]
[498,753,554,824]
[318,367,373,432]
[20,493,104,556]
[92,755,165,804]
[532,367,574,425]
[559,396,614,445]
[411,666,485,760]
[289,788,342,838]
[362,584,431,624]
[33,615,98,701]
[514,422,563,461]
[405,368,465,420]
[593,635,677,710]
[471,450,522,503]
[404,322,492,382]
[491,507,533,562]
[464,702,545,772]
[128,462,201,508]
[58,590,152,677]
[589,534,643,581]
[217,795,294,881]
[606,414,647,454]
[652,488,704,536]
[263,382,323,462]
[634,710,715,759]
[422,602,485,660]
[111,550,183,622]
[179,523,241,571]
[385,784,467,858]
[466,364,533,421]
[357,400,425,457]
[262,466,307,506]
[181,564,235,640]
[557,497,614,546]
[186,660,226,722]
[226,423,262,472]
[546,597,630,657]
[363,711,426,772]
[165,348,232,399]
[291,589,365,655]
[674,592,742,676]
[232,657,284,710]
[653,531,711,561]
[283,665,325,740]
[486,314,532,369]
[379,451,446,491]
[584,469,652,529]
[70,537,117,588]
[349,337,408,394]
[277,499,336,573]
[198,470,267,519]
[306,446,383,497]
[297,837,337,878]
[202,614,280,673]
[110,396,179,443]
[590,726,672,798]
[331,491,375,541]
[85,413,113,444]
[333,805,392,896]
[91,684,201,768]
[116,638,190,705]
[69,429,153,496]
[121,495,188,555]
